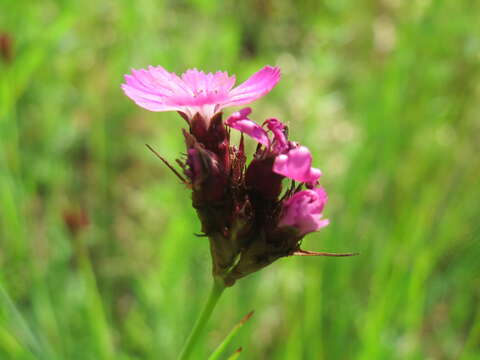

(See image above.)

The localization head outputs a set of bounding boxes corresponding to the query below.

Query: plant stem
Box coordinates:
[178,277,226,360]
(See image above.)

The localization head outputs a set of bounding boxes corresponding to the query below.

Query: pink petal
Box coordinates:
[226,108,270,147]
[122,65,281,120]
[121,66,189,112]
[265,118,288,153]
[221,66,281,108]
[279,187,329,235]
[273,146,321,184]
[121,66,234,117]
[182,69,236,95]
[313,187,328,204]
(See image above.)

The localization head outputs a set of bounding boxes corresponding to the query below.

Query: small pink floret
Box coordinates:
[226,107,270,147]
[121,65,281,121]
[265,118,288,153]
[279,187,329,235]
[273,146,321,184]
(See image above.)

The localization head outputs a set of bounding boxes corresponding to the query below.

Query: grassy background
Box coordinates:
[1,0,480,359]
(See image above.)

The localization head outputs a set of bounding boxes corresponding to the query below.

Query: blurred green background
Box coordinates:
[1,0,480,359]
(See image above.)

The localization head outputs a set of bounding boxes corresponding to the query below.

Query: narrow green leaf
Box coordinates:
[0,283,46,359]
[207,311,253,360]
[226,347,242,360]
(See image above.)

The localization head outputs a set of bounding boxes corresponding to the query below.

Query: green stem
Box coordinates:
[178,277,226,360]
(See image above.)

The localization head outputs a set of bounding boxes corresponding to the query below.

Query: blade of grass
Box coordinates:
[226,347,242,360]
[0,283,47,359]
[207,311,253,360]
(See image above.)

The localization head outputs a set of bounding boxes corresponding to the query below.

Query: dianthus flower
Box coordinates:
[122,65,280,122]
[122,65,354,287]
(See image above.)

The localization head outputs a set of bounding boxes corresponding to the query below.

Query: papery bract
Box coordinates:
[273,146,321,184]
[279,187,329,235]
[122,65,280,121]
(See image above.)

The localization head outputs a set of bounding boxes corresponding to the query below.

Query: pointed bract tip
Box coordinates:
[240,311,254,325]
[294,250,359,257]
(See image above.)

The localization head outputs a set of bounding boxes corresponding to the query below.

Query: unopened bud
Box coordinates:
[245,157,283,200]
[279,187,329,235]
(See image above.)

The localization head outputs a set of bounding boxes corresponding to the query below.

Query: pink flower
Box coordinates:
[226,107,270,147]
[226,112,288,153]
[226,111,320,185]
[279,187,329,235]
[273,146,321,184]
[121,65,281,121]
[264,118,288,153]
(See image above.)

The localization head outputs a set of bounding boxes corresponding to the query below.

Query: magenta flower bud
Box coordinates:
[186,144,226,204]
[245,157,283,200]
[265,118,288,153]
[186,148,204,185]
[273,146,322,184]
[189,112,231,173]
[279,187,329,235]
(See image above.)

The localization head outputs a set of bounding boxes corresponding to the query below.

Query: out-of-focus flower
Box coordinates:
[279,187,329,235]
[122,65,280,122]
[63,208,89,235]
[0,32,13,63]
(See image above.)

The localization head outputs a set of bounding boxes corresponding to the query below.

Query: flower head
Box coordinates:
[122,65,280,122]
[279,187,329,235]
[122,64,353,287]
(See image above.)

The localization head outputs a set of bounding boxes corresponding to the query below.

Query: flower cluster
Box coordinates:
[122,65,349,286]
